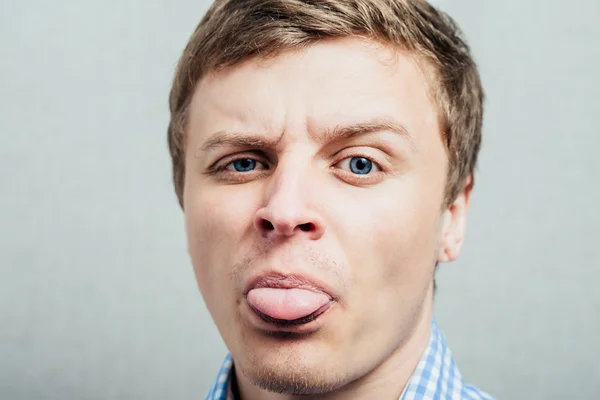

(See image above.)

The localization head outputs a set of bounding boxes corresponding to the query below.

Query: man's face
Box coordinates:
[183,38,468,393]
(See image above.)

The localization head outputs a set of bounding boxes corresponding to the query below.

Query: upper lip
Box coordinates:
[244,272,335,300]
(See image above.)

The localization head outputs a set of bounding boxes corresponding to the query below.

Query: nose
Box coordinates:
[253,165,326,241]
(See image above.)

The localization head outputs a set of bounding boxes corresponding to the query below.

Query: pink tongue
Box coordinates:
[247,288,330,321]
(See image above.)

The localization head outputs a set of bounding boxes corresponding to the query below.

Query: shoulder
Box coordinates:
[461,383,495,400]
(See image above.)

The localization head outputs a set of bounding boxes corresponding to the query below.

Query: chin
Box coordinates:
[232,331,349,395]
[239,352,348,395]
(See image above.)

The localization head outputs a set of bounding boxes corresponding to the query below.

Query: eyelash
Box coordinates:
[208,153,385,184]
[210,157,269,174]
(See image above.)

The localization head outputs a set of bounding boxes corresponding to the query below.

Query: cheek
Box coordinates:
[184,185,257,294]
[373,203,440,284]
[327,179,442,345]
[340,178,443,293]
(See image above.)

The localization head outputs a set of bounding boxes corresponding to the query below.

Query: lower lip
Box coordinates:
[244,299,334,333]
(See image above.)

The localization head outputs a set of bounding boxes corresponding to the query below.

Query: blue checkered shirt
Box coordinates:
[205,319,494,400]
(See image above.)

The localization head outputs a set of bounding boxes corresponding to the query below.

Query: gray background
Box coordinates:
[1,0,598,399]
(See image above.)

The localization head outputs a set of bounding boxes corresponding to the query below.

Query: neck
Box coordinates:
[235,284,434,400]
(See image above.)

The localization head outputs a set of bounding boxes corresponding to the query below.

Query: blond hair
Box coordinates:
[168,0,484,208]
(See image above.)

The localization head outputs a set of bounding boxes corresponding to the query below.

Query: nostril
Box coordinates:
[299,223,314,232]
[261,219,275,231]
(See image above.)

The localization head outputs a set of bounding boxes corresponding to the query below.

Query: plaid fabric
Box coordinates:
[205,319,494,400]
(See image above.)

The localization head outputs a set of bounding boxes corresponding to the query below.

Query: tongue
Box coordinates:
[247,288,330,321]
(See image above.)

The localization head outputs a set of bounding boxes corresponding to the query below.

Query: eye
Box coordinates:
[337,156,379,175]
[224,158,267,172]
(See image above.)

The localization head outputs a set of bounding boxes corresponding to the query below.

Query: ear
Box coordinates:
[437,175,473,263]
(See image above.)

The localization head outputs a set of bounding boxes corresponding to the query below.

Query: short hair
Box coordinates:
[168,0,484,209]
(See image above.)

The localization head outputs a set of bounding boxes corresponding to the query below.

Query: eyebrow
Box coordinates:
[319,117,415,150]
[198,117,415,153]
[200,132,279,152]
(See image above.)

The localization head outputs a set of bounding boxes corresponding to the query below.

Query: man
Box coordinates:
[167,0,492,398]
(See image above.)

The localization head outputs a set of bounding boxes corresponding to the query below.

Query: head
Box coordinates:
[168,0,483,396]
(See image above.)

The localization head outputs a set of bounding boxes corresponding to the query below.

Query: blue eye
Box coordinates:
[348,157,373,175]
[224,158,269,173]
[228,158,257,172]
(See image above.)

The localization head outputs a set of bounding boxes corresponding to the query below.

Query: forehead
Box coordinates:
[188,37,439,146]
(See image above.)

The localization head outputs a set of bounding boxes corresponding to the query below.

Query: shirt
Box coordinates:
[205,319,494,400]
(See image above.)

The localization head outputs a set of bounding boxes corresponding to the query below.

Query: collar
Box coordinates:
[205,319,493,400]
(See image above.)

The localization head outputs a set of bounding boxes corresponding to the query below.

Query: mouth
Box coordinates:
[244,273,336,329]
[248,300,332,327]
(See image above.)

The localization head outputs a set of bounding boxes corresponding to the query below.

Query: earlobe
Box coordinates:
[436,175,473,264]
[436,209,453,263]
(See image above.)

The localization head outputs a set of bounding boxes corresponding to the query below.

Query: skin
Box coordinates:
[183,37,472,399]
